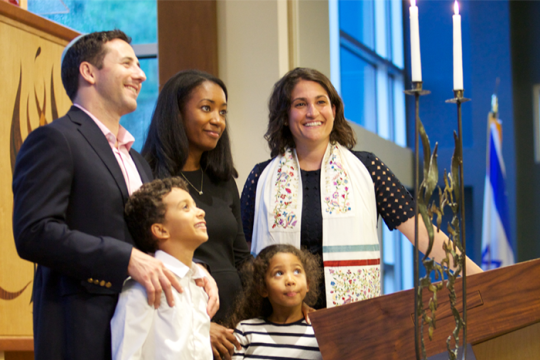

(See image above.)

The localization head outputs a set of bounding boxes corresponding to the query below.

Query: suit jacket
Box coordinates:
[12,106,153,360]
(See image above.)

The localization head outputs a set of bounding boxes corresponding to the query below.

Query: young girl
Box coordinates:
[228,244,323,360]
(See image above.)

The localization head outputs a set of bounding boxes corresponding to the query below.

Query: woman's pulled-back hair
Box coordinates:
[142,69,237,182]
[226,244,322,329]
[265,67,356,158]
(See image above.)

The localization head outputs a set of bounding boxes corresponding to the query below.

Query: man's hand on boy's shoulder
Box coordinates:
[210,323,241,360]
[127,248,183,308]
[194,264,220,318]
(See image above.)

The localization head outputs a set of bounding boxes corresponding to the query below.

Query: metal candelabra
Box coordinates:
[405,81,431,360]
[405,82,470,360]
[445,89,471,360]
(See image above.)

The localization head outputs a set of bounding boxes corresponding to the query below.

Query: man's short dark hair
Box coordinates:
[61,30,131,101]
[125,177,189,253]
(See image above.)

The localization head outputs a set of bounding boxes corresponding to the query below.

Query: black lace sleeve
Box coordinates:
[241,160,272,243]
[354,151,416,230]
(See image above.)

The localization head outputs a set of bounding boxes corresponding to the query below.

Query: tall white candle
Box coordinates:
[409,0,422,82]
[453,0,463,90]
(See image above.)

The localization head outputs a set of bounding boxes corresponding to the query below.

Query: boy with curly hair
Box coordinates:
[111,177,212,359]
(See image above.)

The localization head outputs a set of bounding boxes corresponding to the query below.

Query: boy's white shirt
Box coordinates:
[111,250,212,360]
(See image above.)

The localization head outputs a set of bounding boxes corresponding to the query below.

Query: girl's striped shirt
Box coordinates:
[232,318,322,360]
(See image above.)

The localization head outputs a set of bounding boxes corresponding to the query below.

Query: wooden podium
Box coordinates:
[310,258,540,359]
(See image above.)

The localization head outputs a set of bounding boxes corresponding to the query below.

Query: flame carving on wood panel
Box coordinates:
[0,282,32,301]
[9,47,58,174]
[9,66,23,174]
[4,47,60,301]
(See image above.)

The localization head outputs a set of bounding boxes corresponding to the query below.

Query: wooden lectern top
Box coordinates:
[310,258,540,360]
[0,1,78,43]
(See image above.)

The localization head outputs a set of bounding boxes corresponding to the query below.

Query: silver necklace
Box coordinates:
[180,169,204,195]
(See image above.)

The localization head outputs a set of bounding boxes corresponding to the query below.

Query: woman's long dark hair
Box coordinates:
[265,67,356,158]
[142,70,238,181]
[226,245,322,329]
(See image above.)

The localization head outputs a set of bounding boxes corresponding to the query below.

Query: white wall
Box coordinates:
[217,0,413,191]
[289,0,331,77]
[217,0,289,188]
[351,123,413,188]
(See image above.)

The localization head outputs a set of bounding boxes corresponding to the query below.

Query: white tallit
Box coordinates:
[252,143,381,308]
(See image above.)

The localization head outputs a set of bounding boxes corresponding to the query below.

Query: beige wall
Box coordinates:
[351,123,413,188]
[217,0,289,187]
[289,0,331,77]
[217,0,413,190]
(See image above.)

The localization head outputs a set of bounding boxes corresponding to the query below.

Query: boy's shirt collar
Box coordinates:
[154,250,205,280]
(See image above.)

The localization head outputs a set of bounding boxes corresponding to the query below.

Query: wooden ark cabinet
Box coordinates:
[0,2,77,359]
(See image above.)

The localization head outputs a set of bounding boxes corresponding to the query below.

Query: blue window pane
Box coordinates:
[28,0,157,44]
[387,75,395,142]
[383,224,395,265]
[390,0,404,69]
[339,0,374,49]
[340,46,377,131]
[401,233,414,290]
[383,265,395,294]
[120,58,158,152]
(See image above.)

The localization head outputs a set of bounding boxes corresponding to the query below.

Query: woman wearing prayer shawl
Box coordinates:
[241,67,482,309]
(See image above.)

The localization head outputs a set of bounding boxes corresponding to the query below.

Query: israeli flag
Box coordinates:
[481,120,514,270]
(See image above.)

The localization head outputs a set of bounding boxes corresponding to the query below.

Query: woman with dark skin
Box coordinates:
[142,70,248,359]
[242,67,482,309]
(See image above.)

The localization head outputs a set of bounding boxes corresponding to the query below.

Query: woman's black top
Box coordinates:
[241,151,416,308]
[181,170,251,323]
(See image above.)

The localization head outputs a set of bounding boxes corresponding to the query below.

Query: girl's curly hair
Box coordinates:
[226,244,322,328]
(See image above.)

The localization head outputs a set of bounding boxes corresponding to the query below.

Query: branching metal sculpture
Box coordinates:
[416,121,466,360]
[408,84,469,360]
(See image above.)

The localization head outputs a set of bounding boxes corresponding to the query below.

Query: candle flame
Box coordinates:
[411,0,416,7]
[454,0,459,15]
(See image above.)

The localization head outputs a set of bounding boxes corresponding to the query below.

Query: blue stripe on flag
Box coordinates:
[489,132,511,242]
[323,245,380,253]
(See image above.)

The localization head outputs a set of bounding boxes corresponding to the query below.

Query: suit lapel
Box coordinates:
[130,150,151,184]
[68,107,130,204]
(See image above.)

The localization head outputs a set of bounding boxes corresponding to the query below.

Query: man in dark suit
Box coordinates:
[12,30,217,359]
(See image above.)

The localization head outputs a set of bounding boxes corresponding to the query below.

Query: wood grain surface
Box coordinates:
[0,338,33,351]
[0,3,75,339]
[157,0,218,88]
[0,1,78,43]
[310,258,540,360]
[472,322,540,360]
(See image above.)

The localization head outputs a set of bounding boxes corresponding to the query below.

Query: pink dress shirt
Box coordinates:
[74,104,143,195]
